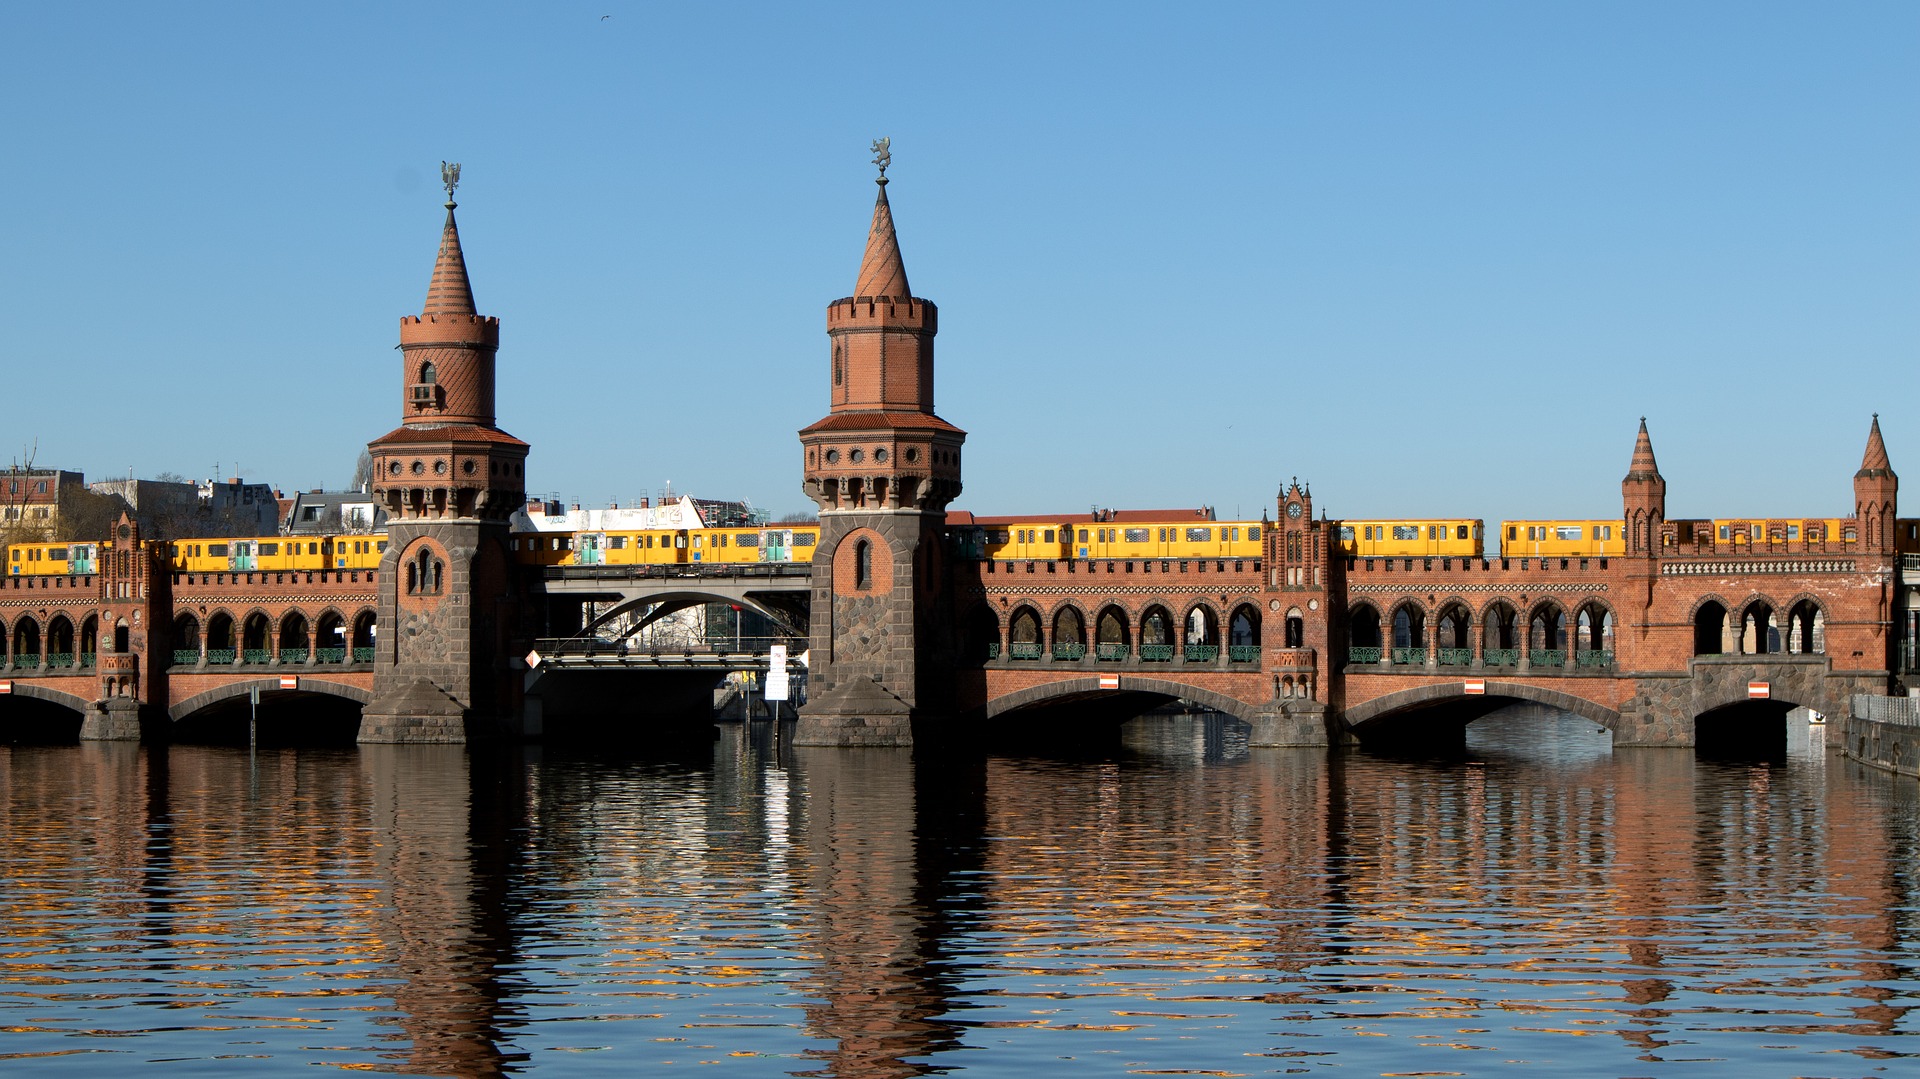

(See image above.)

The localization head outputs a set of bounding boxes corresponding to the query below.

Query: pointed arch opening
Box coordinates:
[1528,603,1565,662]
[207,611,237,663]
[1740,601,1778,655]
[1435,603,1472,665]
[1008,605,1042,660]
[351,609,377,662]
[12,616,40,666]
[172,613,200,667]
[1347,603,1382,665]
[1575,602,1615,666]
[1391,603,1426,663]
[1095,605,1131,661]
[241,612,271,663]
[1051,605,1086,660]
[1183,604,1220,661]
[1230,604,1263,660]
[1139,605,1175,662]
[1481,601,1518,665]
[45,615,74,668]
[1786,600,1824,654]
[279,612,311,662]
[1694,600,1727,656]
[963,605,1001,663]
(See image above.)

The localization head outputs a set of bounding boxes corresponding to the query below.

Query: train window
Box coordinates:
[736,534,757,546]
[209,544,229,557]
[1078,529,1088,542]
[1507,526,1516,541]
[1044,530,1054,543]
[1339,526,1354,542]
[1787,525,1799,541]
[1718,524,1730,540]
[46,547,67,560]
[260,543,279,556]
[611,536,628,549]
[795,533,815,546]
[1186,528,1210,542]
[1247,527,1259,541]
[1392,526,1417,541]
[1124,528,1149,543]
[377,541,388,552]
[1555,526,1580,541]
[1428,525,1438,540]
[1456,525,1468,540]
[308,543,318,554]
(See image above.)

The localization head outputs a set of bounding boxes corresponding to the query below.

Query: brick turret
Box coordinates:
[1854,414,1898,554]
[796,159,966,747]
[1622,418,1666,557]
[362,173,529,743]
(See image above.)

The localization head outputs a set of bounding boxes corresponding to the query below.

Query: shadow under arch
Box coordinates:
[979,675,1261,727]
[1341,680,1625,751]
[576,590,800,640]
[170,678,373,723]
[0,682,93,742]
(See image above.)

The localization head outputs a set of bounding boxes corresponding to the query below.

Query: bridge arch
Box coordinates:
[575,590,797,641]
[0,681,95,718]
[1340,680,1625,735]
[983,674,1261,726]
[169,679,373,724]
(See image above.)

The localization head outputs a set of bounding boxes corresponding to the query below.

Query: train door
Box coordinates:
[69,544,96,574]
[231,541,256,571]
[578,533,606,566]
[763,530,789,562]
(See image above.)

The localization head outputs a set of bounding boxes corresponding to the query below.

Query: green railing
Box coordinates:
[351,647,374,663]
[172,650,200,666]
[1096,642,1130,661]
[1140,644,1174,662]
[1184,644,1219,662]
[985,642,1001,659]
[1348,646,1381,665]
[1010,642,1042,660]
[45,653,73,669]
[242,649,271,665]
[1052,642,1086,661]
[1531,649,1566,667]
[1576,649,1614,668]
[1228,644,1261,663]
[79,653,95,668]
[1483,648,1519,666]
[280,648,310,664]
[1392,647,1424,665]
[1437,648,1471,666]
[12,655,39,669]
[206,648,236,665]
[316,647,346,664]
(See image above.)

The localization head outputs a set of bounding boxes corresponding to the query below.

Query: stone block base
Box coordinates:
[792,712,915,747]
[79,701,142,742]
[359,677,469,744]
[1249,702,1330,747]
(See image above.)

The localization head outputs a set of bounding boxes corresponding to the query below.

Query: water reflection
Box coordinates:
[0,706,1916,1075]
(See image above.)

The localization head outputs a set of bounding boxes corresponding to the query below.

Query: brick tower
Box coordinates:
[361,169,529,743]
[1253,480,1333,745]
[1621,418,1666,556]
[795,154,965,746]
[1854,415,1898,554]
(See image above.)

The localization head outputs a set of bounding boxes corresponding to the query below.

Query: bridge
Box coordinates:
[1,166,1911,752]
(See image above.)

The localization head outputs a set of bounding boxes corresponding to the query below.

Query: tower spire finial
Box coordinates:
[870,137,891,185]
[423,164,475,316]
[441,160,460,209]
[853,147,910,301]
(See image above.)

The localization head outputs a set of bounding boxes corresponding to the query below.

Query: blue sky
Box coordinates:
[1,3,1913,527]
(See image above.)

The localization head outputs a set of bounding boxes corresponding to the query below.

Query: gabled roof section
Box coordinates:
[853,180,911,301]
[423,203,477,316]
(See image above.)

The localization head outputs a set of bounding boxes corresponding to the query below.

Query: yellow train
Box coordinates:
[515,526,821,568]
[950,515,1264,561]
[1499,520,1623,558]
[6,541,99,576]
[169,536,387,572]
[1334,519,1483,558]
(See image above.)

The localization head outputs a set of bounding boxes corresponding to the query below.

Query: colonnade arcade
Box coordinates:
[1347,597,1619,669]
[965,600,1264,664]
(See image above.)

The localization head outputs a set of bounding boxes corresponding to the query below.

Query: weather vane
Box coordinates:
[441,161,461,205]
[870,137,891,180]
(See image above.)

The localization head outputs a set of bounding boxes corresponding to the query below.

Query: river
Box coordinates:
[2,706,1917,1076]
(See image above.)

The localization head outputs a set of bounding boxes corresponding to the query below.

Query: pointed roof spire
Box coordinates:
[853,177,911,301]
[1624,416,1661,480]
[1857,413,1894,478]
[423,199,477,316]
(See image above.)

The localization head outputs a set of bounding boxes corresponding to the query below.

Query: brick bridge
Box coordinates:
[1,169,1907,750]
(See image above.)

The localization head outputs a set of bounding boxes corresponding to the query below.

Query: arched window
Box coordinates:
[1348,604,1381,649]
[420,361,437,385]
[1741,602,1777,654]
[1787,600,1824,654]
[854,540,871,589]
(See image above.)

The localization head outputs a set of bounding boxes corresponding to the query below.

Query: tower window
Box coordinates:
[420,362,437,384]
[855,539,871,589]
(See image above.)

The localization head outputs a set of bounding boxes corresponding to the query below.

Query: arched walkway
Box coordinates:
[982,674,1262,726]
[168,679,374,723]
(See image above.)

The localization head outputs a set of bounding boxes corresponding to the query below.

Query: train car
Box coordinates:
[1334,519,1483,558]
[687,526,824,565]
[512,530,581,568]
[6,541,99,576]
[169,535,388,573]
[1498,520,1623,559]
[568,529,684,567]
[1078,521,1262,560]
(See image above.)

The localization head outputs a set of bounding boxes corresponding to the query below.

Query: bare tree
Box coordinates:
[351,450,373,492]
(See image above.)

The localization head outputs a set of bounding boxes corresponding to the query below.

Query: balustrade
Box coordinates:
[1183,644,1218,662]
[1227,644,1260,663]
[1052,642,1086,661]
[1096,642,1129,661]
[1436,647,1471,666]
[1140,644,1174,662]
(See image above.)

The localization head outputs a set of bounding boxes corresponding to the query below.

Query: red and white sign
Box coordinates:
[279,676,300,691]
[1464,679,1485,695]
[0,680,11,695]
[1099,675,1120,690]
[1748,681,1770,699]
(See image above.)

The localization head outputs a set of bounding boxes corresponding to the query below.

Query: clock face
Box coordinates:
[1287,502,1302,518]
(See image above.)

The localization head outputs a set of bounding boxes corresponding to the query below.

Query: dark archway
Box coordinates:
[1391,603,1425,662]
[1575,602,1615,666]
[113,621,129,654]
[78,615,97,665]
[1139,605,1175,661]
[350,608,377,661]
[1095,605,1131,661]
[1695,698,1791,759]
[1786,600,1823,655]
[1182,604,1219,660]
[315,610,346,662]
[45,615,74,668]
[12,616,40,666]
[207,611,237,663]
[1230,604,1262,661]
[1694,600,1727,656]
[1008,605,1042,660]
[170,681,371,747]
[1435,603,1471,665]
[1348,603,1382,665]
[173,613,202,667]
[1528,604,1564,659]
[242,612,271,661]
[279,612,311,661]
[1741,601,1778,655]
[1481,601,1518,665]
[1052,606,1086,659]
[1341,680,1626,753]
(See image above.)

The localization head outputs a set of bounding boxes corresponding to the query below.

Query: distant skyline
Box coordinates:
[1,3,1913,527]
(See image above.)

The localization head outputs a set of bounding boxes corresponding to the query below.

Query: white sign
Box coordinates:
[765,645,790,702]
